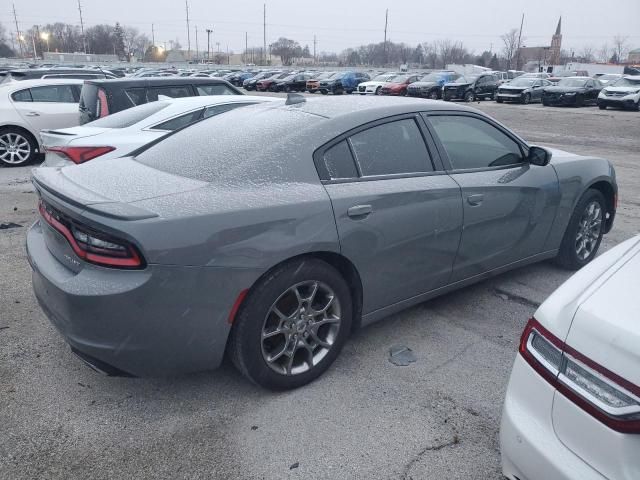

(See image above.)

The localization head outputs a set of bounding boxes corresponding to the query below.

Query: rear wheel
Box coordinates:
[228,259,353,390]
[556,189,606,270]
[0,128,38,167]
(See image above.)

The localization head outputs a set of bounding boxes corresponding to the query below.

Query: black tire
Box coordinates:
[496,98,504,103]
[228,258,353,390]
[320,90,328,95]
[555,189,607,270]
[575,95,584,107]
[598,103,607,110]
[522,93,531,105]
[634,101,640,112]
[464,91,475,102]
[429,90,439,100]
[0,127,38,167]
[375,86,381,95]
[542,99,549,106]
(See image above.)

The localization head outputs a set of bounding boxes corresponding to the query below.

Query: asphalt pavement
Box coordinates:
[1,98,638,480]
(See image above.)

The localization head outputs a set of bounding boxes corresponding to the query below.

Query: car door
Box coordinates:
[531,80,543,100]
[584,79,599,103]
[474,76,487,97]
[12,84,80,131]
[317,115,463,314]
[423,112,560,281]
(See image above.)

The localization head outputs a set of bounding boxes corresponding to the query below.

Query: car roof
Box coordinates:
[0,78,85,91]
[84,77,236,87]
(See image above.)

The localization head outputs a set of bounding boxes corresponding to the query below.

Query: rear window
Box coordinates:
[79,83,99,117]
[87,101,171,128]
[146,86,193,102]
[125,88,147,106]
[195,84,240,96]
[11,89,32,102]
[150,110,203,131]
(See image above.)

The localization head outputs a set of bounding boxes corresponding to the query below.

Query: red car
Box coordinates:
[256,72,290,92]
[379,74,422,96]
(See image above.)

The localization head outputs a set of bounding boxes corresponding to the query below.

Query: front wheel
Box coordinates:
[228,259,353,390]
[375,86,381,95]
[429,90,439,100]
[464,91,475,102]
[598,103,607,110]
[555,189,606,270]
[522,93,531,104]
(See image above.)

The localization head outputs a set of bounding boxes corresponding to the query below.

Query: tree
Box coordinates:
[489,53,500,70]
[113,23,126,59]
[612,35,629,64]
[422,42,438,69]
[271,37,302,65]
[412,44,424,65]
[501,28,519,69]
[0,24,15,57]
[301,45,311,58]
[598,43,610,63]
[579,45,595,63]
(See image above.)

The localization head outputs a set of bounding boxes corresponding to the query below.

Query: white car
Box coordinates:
[0,78,84,167]
[598,75,640,111]
[500,236,640,480]
[41,95,281,167]
[356,73,399,95]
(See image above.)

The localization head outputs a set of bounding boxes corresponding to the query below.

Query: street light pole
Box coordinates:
[206,28,212,62]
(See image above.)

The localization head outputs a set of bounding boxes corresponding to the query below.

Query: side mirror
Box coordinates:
[528,146,551,166]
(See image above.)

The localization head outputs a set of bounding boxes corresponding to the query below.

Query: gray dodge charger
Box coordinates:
[27,96,617,389]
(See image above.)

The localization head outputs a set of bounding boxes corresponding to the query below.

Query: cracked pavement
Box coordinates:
[1,101,638,479]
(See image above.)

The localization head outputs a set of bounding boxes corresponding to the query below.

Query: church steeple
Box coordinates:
[549,16,563,65]
[555,16,562,36]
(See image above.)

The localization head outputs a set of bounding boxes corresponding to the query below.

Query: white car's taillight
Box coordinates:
[520,318,640,433]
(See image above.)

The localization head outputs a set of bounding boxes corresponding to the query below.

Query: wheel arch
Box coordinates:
[586,179,617,233]
[0,123,41,151]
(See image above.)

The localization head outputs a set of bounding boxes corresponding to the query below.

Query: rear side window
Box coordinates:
[125,88,147,106]
[88,101,170,128]
[30,85,76,103]
[203,102,254,118]
[79,84,99,117]
[323,141,358,179]
[349,119,433,176]
[150,110,203,131]
[147,86,192,102]
[196,84,239,96]
[11,89,32,102]
[429,115,523,170]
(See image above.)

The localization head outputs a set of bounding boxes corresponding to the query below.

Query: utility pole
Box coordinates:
[195,26,199,61]
[515,13,524,70]
[12,3,24,58]
[313,35,317,64]
[77,0,87,53]
[383,9,388,66]
[263,3,266,65]
[226,44,229,65]
[185,0,191,60]
[245,32,248,64]
[206,28,212,61]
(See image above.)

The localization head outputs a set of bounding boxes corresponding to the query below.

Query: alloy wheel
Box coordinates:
[575,201,603,261]
[261,281,341,376]
[0,133,31,165]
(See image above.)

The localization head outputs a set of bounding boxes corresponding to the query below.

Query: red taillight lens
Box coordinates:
[38,199,144,269]
[520,317,640,434]
[97,88,109,118]
[46,146,115,164]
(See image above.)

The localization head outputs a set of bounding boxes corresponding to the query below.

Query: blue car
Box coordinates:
[406,71,461,99]
[319,71,370,95]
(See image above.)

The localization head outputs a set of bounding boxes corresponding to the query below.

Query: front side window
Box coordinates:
[29,85,76,103]
[349,119,433,176]
[429,115,523,170]
[196,84,239,96]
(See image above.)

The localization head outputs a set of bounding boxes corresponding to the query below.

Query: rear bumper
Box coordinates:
[27,220,256,377]
[500,355,605,480]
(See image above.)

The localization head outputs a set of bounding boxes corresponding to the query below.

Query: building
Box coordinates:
[629,48,640,64]
[43,52,119,63]
[549,17,562,65]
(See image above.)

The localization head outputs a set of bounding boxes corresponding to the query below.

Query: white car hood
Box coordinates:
[566,241,640,385]
[358,81,390,88]
[603,86,640,94]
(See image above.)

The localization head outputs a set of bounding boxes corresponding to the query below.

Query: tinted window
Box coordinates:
[429,115,523,170]
[79,83,98,116]
[125,88,147,106]
[196,84,240,96]
[11,89,32,102]
[147,86,192,102]
[30,85,76,103]
[323,140,358,179]
[350,119,432,176]
[88,101,170,128]
[203,102,253,118]
[151,110,203,131]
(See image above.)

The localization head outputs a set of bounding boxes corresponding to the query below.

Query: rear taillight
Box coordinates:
[97,88,109,118]
[46,146,115,164]
[38,199,144,269]
[520,318,640,434]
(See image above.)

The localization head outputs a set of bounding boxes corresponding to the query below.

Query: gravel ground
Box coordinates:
[0,98,638,480]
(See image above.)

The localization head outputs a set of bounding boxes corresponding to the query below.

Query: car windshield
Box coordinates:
[612,77,640,87]
[281,74,296,81]
[455,75,478,83]
[316,72,334,79]
[508,78,536,87]
[391,75,410,83]
[331,72,347,79]
[87,101,171,128]
[372,74,396,81]
[419,73,445,82]
[557,78,588,87]
[599,74,620,81]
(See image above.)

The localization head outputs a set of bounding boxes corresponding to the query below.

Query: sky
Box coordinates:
[7,0,640,56]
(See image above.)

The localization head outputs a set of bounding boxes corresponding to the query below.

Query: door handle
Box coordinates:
[25,112,41,117]
[467,194,484,206]
[348,205,373,218]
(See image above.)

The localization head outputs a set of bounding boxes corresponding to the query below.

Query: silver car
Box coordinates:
[28,96,617,389]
